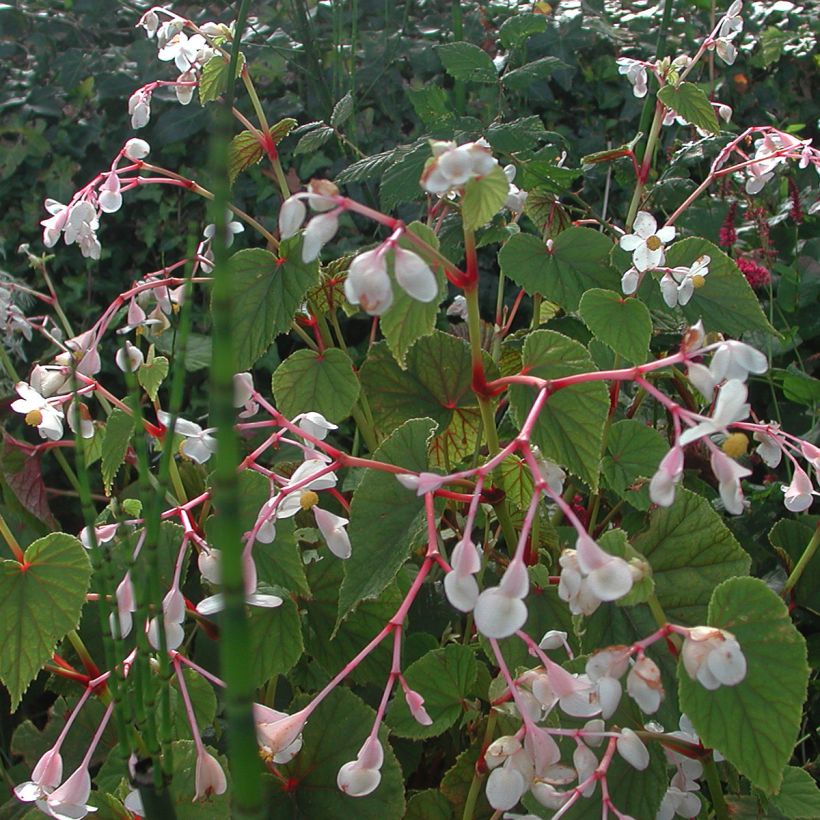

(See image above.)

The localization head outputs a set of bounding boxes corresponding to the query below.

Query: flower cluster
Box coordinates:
[420,139,498,195]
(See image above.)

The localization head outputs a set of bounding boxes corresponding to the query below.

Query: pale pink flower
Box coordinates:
[344,248,393,315]
[14,748,63,802]
[279,196,306,238]
[337,737,383,797]
[681,626,746,690]
[781,466,817,513]
[393,247,438,303]
[40,765,94,819]
[626,656,664,713]
[253,705,309,756]
[650,446,684,507]
[710,449,752,515]
[617,728,650,770]
[193,751,227,802]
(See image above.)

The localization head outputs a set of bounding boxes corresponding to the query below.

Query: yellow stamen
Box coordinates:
[25,409,43,427]
[722,433,748,459]
[646,235,662,251]
[692,274,706,289]
[299,490,319,511]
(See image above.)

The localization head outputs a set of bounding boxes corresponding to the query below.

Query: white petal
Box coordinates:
[393,248,438,303]
[444,571,480,612]
[617,728,650,770]
[485,766,526,812]
[586,558,633,602]
[632,211,657,238]
[473,588,528,639]
[279,197,306,239]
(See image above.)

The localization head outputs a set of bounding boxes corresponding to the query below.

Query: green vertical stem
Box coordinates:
[782,524,820,599]
[461,710,497,820]
[626,101,665,229]
[703,754,730,820]
[209,1,265,815]
[635,0,675,163]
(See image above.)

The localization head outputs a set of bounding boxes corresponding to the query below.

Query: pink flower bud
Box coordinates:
[253,705,309,755]
[626,656,664,714]
[781,465,817,513]
[404,688,433,726]
[193,751,227,801]
[279,196,306,239]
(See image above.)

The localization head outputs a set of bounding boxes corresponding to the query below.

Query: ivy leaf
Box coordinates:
[632,488,751,625]
[462,164,510,230]
[658,82,720,135]
[435,42,497,84]
[198,53,245,105]
[137,355,169,401]
[228,130,263,185]
[337,418,437,625]
[602,419,668,511]
[386,644,477,738]
[508,330,609,489]
[101,408,135,495]
[380,222,445,367]
[330,91,354,127]
[579,288,652,363]
[272,347,360,424]
[679,577,809,794]
[226,238,320,370]
[0,533,91,708]
[498,228,619,311]
[271,688,405,817]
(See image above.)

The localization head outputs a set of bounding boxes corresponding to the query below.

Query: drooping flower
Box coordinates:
[392,247,438,303]
[115,340,144,373]
[420,139,499,195]
[302,211,340,263]
[679,379,750,447]
[660,255,710,308]
[781,466,817,513]
[617,728,650,771]
[616,57,649,98]
[344,248,394,315]
[14,748,63,803]
[39,764,95,819]
[128,88,152,129]
[626,656,664,713]
[254,705,309,761]
[710,448,752,515]
[619,212,676,272]
[294,411,337,440]
[753,426,782,468]
[681,626,746,689]
[158,410,217,464]
[649,446,685,507]
[98,173,122,214]
[473,560,529,639]
[193,751,227,802]
[337,737,383,797]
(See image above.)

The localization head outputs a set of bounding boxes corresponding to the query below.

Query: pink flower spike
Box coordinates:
[193,751,227,802]
[782,466,817,512]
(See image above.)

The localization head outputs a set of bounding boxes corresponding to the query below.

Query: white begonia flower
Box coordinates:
[444,568,481,613]
[616,57,648,98]
[393,247,438,303]
[710,449,752,515]
[306,179,339,211]
[681,626,747,689]
[232,372,258,417]
[41,764,95,820]
[175,69,196,105]
[115,340,144,373]
[660,255,710,308]
[503,165,528,212]
[123,138,150,160]
[744,131,803,194]
[782,466,817,513]
[40,199,70,247]
[403,687,433,726]
[473,560,529,639]
[294,411,337,440]
[62,201,101,260]
[447,294,469,320]
[575,533,634,602]
[395,471,447,495]
[14,748,63,803]
[98,173,122,214]
[66,402,94,440]
[110,572,136,638]
[337,737,383,797]
[531,781,570,810]
[148,587,186,651]
[344,247,394,315]
[279,196,307,239]
[11,382,64,440]
[80,523,119,550]
[585,646,630,719]
[301,211,339,263]
[621,267,640,295]
[658,785,702,820]
[627,656,664,713]
[619,212,676,272]
[158,32,212,72]
[486,765,527,812]
[687,362,718,402]
[538,629,569,651]
[203,215,244,247]
[679,379,750,447]
[193,751,227,802]
[753,426,782,468]
[157,410,218,464]
[617,728,650,771]
[138,10,159,37]
[198,548,221,585]
[312,507,351,559]
[420,139,499,195]
[650,446,685,508]
[197,552,283,615]
[573,742,599,797]
[801,441,820,477]
[709,340,768,383]
[128,88,152,129]
[533,449,566,495]
[253,704,308,762]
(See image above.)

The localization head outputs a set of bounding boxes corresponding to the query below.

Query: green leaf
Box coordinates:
[499,13,548,48]
[769,517,819,615]
[405,789,455,820]
[661,239,775,336]
[658,82,720,135]
[360,332,476,434]
[440,743,494,819]
[304,556,399,686]
[168,740,230,817]
[0,533,91,708]
[485,116,548,154]
[380,223,445,367]
[272,347,360,424]
[330,91,354,127]
[633,488,750,624]
[245,596,303,686]
[171,667,217,741]
[335,148,397,185]
[386,644,477,738]
[294,124,336,155]
[137,355,169,401]
[497,456,535,509]
[498,228,619,311]
[503,57,564,91]
[271,688,405,817]
[228,129,263,184]
[101,408,135,495]
[380,141,433,211]
[337,418,437,624]
[198,53,244,105]
[462,164,509,230]
[679,577,809,794]
[602,419,668,511]
[579,289,652,363]
[435,42,497,84]
[407,85,455,129]
[428,408,482,471]
[508,330,609,489]
[226,239,320,370]
[768,766,820,818]
[269,117,298,143]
